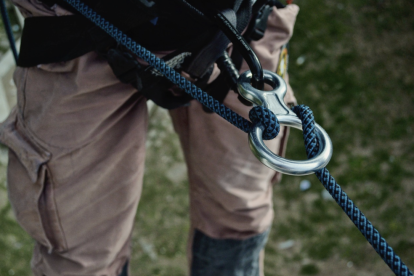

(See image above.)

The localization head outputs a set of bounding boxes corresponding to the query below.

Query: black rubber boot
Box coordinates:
[191,229,270,276]
[118,261,128,276]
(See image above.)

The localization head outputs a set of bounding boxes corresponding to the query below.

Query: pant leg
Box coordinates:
[1,2,149,275]
[0,50,148,276]
[169,4,300,276]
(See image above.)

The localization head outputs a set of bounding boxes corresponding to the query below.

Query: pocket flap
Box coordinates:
[0,108,51,182]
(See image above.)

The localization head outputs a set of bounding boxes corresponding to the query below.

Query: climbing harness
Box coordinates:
[15,0,256,109]
[2,0,413,274]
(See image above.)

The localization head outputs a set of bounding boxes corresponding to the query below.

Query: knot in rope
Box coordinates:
[248,106,280,140]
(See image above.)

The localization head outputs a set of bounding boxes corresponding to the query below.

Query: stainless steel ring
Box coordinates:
[238,70,333,176]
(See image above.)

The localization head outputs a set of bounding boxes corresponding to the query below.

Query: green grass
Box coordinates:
[1,0,414,275]
[263,0,414,275]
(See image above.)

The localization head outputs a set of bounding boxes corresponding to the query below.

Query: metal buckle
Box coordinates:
[238,70,333,175]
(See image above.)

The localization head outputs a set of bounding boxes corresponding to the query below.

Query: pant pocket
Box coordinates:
[0,109,66,252]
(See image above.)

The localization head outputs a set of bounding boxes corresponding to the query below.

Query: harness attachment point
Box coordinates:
[106,48,143,90]
[249,106,280,140]
[249,3,274,41]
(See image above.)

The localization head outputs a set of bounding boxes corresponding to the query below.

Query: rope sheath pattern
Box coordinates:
[249,106,280,140]
[292,105,413,276]
[63,0,265,135]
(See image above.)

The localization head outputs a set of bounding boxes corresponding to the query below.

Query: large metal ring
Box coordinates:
[238,70,333,176]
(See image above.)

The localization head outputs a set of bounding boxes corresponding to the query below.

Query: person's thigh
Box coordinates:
[169,4,299,276]
[1,51,148,276]
[170,3,299,242]
[170,91,285,240]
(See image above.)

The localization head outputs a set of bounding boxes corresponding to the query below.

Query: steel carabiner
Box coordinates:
[238,70,333,175]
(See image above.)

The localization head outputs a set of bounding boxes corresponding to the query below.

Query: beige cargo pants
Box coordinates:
[0,1,299,275]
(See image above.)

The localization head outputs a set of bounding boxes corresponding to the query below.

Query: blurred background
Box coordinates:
[0,0,413,275]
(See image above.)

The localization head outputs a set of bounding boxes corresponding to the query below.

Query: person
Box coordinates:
[0,0,299,275]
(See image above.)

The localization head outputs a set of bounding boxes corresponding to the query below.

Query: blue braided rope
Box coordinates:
[292,105,413,276]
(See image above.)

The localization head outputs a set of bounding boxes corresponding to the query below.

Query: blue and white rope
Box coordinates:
[293,105,413,276]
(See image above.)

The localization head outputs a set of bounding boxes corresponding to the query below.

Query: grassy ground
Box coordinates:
[1,0,414,275]
[0,1,20,59]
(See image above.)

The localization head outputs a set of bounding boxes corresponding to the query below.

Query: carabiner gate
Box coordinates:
[238,70,333,176]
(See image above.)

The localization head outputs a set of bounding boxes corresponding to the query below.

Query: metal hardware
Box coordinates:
[238,70,333,175]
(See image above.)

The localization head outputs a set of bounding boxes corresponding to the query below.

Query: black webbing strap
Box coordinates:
[17,15,108,67]
[15,0,255,110]
[17,0,156,67]
[182,0,252,79]
[200,0,288,112]
[100,45,197,109]
[185,8,236,78]
[16,0,218,67]
[40,0,156,31]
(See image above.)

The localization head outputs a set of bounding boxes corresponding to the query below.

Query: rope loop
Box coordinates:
[292,105,319,158]
[248,106,280,140]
